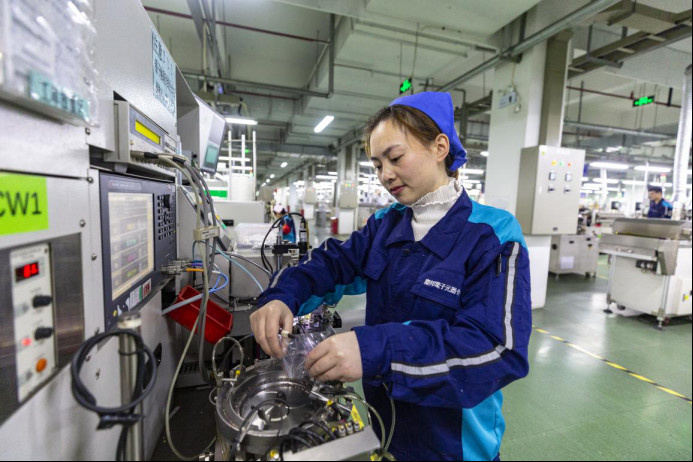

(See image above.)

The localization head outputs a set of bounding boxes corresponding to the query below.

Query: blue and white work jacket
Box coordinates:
[258,190,532,461]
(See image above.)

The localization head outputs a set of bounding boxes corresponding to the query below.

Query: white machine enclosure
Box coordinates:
[602,219,693,325]
[549,234,599,277]
[608,247,692,318]
[516,145,586,235]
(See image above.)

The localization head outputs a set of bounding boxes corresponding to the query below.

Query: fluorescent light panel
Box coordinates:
[634,165,671,173]
[589,162,629,170]
[314,115,334,133]
[460,168,484,175]
[280,162,288,168]
[225,117,258,125]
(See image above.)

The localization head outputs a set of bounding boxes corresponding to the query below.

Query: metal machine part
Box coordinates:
[0,234,85,426]
[549,234,599,277]
[99,172,177,331]
[214,360,379,461]
[601,218,692,327]
[611,218,690,240]
[101,101,178,179]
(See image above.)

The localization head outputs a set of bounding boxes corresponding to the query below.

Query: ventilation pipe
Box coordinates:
[672,64,692,219]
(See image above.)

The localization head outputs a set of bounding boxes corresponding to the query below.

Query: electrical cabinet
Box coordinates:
[516,146,585,235]
[338,181,359,208]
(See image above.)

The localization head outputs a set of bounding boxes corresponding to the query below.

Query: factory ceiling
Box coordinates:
[141,0,692,184]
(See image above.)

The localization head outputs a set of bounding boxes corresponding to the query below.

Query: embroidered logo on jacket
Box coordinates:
[424,279,461,296]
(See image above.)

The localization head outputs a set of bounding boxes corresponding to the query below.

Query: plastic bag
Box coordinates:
[280,327,335,379]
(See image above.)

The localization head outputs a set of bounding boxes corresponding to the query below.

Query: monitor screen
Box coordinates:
[108,192,154,300]
[199,100,227,175]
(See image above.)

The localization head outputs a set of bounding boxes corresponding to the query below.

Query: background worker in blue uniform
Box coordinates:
[251,92,531,461]
[273,204,296,242]
[647,185,673,219]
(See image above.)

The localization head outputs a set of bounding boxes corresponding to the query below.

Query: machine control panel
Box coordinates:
[338,181,359,208]
[516,146,586,235]
[10,243,57,402]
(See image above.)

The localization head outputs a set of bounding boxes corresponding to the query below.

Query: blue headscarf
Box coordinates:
[389,91,467,169]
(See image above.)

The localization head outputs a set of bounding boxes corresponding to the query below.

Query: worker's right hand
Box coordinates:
[249,300,294,358]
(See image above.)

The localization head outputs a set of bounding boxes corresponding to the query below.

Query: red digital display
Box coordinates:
[15,262,40,282]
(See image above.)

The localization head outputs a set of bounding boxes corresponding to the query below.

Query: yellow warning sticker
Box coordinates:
[0,173,49,235]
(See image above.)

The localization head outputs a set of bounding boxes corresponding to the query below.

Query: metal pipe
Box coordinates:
[562,120,674,139]
[328,14,335,97]
[672,64,692,214]
[438,0,620,92]
[252,130,257,196]
[144,6,329,44]
[183,71,331,98]
[118,313,144,461]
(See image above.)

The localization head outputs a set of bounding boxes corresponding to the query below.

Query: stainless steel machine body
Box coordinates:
[214,360,380,461]
[601,218,692,327]
[549,234,599,277]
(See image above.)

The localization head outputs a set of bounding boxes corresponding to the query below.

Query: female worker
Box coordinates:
[251,92,531,461]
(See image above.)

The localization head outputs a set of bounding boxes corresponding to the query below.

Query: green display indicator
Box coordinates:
[209,189,228,198]
[399,78,412,94]
[633,95,654,107]
[0,173,49,235]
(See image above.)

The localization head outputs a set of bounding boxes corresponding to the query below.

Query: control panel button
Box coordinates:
[32,295,53,308]
[565,173,572,182]
[548,171,557,181]
[34,327,54,341]
[36,358,47,373]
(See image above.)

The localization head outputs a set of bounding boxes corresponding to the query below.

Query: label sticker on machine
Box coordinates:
[127,279,151,309]
[0,173,49,235]
[152,28,176,117]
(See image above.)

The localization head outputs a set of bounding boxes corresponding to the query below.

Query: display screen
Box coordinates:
[135,120,161,145]
[108,193,154,300]
[14,261,40,282]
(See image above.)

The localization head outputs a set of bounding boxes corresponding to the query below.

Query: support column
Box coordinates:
[335,142,359,234]
[484,7,573,310]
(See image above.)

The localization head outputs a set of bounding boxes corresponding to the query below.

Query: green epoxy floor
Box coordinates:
[501,257,692,461]
[338,255,692,460]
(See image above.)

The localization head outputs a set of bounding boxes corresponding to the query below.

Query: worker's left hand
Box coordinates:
[305,332,362,382]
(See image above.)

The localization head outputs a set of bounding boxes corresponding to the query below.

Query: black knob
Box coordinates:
[32,295,53,308]
[34,327,54,340]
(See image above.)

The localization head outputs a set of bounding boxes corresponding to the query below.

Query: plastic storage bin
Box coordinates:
[167,285,233,344]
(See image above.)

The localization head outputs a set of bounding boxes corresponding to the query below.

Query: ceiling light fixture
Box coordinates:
[280,162,288,168]
[634,165,671,173]
[589,162,629,170]
[314,115,334,133]
[270,174,275,179]
[480,151,489,157]
[225,117,258,125]
[460,168,485,175]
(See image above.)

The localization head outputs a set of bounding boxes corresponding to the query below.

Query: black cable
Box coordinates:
[71,329,157,460]
[229,398,287,460]
[261,216,284,273]
[300,420,337,441]
[291,427,324,446]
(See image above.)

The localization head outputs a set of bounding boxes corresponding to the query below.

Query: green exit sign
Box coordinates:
[633,95,655,107]
[399,77,412,94]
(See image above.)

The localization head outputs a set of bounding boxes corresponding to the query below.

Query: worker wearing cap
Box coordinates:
[273,204,296,242]
[647,186,673,219]
[252,92,531,461]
